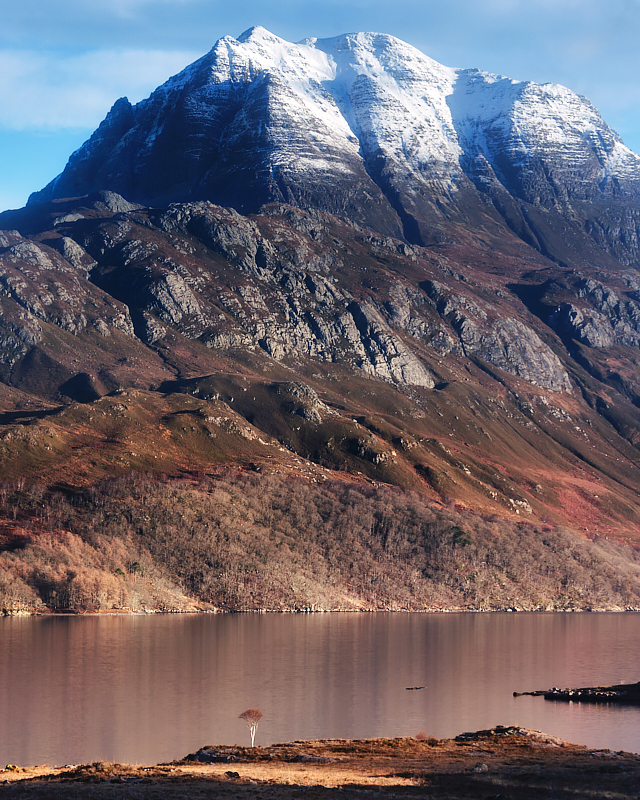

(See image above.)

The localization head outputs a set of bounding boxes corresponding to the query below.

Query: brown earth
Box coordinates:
[2,728,639,799]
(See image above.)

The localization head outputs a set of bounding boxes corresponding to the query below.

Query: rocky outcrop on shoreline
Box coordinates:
[515,681,640,704]
[544,681,640,704]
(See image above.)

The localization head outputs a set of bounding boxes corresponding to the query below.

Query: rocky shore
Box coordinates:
[2,728,640,799]
[515,681,640,704]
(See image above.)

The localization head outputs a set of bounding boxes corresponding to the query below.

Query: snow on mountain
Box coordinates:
[79,27,640,181]
[28,27,640,258]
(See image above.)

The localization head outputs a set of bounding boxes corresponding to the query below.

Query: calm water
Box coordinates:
[1,612,640,767]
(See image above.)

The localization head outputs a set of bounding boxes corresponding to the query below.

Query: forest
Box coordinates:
[2,470,640,614]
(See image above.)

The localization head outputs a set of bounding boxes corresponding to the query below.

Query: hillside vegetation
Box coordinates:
[2,471,639,614]
[5,32,640,613]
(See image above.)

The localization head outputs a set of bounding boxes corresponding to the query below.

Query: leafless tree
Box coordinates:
[239,708,263,747]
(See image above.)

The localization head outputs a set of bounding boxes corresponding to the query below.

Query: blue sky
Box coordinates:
[1,0,640,212]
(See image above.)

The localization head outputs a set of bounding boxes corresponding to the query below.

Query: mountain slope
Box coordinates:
[2,30,640,612]
[3,193,640,537]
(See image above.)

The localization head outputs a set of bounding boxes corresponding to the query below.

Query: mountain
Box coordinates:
[2,29,640,613]
[29,27,640,264]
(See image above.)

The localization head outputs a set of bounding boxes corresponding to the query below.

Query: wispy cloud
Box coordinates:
[81,0,198,20]
[0,49,199,130]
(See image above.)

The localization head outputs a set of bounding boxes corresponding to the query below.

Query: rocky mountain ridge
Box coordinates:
[3,188,640,539]
[29,28,640,264]
[2,29,640,556]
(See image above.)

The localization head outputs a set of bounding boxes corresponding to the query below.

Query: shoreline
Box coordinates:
[4,604,640,618]
[2,729,640,799]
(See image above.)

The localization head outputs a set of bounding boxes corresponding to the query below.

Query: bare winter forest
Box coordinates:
[2,471,640,614]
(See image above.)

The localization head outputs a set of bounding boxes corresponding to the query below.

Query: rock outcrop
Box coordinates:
[0,236,134,367]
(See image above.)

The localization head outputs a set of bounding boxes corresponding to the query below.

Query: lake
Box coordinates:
[1,612,640,767]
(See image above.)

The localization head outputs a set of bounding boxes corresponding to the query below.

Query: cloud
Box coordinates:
[80,0,198,20]
[0,48,199,130]
[3,0,217,47]
[473,0,601,12]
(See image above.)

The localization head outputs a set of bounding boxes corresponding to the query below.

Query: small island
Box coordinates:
[515,681,640,704]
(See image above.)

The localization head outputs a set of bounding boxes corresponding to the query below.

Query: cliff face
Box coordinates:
[2,189,640,542]
[0,196,574,395]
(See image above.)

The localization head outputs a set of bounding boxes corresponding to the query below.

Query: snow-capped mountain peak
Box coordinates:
[29,28,640,260]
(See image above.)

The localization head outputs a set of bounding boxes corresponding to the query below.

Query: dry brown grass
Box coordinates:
[2,730,640,799]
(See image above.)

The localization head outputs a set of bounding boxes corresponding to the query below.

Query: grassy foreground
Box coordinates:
[2,728,640,799]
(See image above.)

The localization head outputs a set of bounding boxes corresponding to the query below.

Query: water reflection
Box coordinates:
[1,612,639,766]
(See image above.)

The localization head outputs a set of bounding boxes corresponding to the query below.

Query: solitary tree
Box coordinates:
[239,708,263,747]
